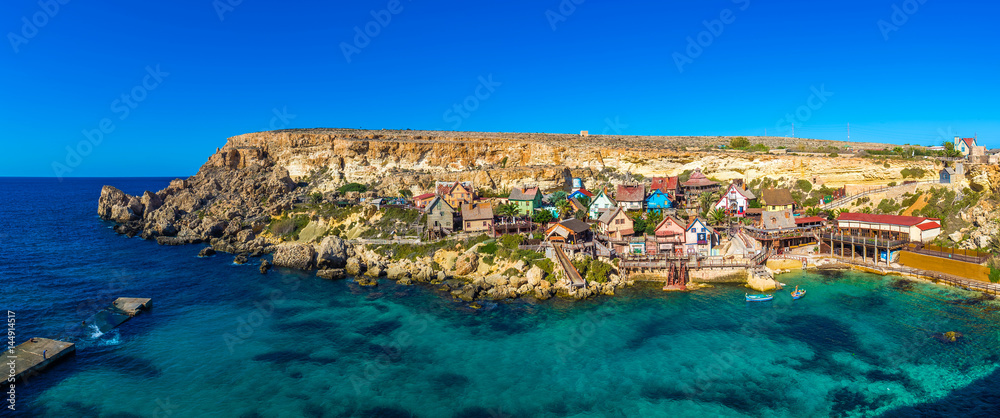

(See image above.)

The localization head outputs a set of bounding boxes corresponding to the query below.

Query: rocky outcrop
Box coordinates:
[259,259,272,274]
[198,247,216,257]
[272,244,316,270]
[317,236,352,269]
[454,253,478,276]
[317,269,347,280]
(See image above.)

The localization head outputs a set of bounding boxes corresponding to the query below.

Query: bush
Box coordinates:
[532,210,554,224]
[478,241,498,255]
[338,183,368,193]
[268,215,311,239]
[795,179,813,193]
[533,258,554,274]
[571,258,590,277]
[829,153,839,158]
[585,259,614,283]
[499,234,525,250]
[310,192,323,204]
[431,261,441,270]
[730,137,751,149]
[900,167,927,179]
[503,268,520,277]
[887,182,897,187]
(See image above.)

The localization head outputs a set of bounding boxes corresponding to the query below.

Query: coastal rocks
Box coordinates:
[98,185,140,223]
[386,264,410,280]
[364,264,384,278]
[534,285,555,300]
[526,266,545,286]
[317,269,347,280]
[233,254,249,265]
[454,253,479,276]
[317,236,352,268]
[272,243,316,270]
[355,276,378,286]
[141,191,163,213]
[451,285,478,302]
[198,247,216,257]
[345,257,365,276]
[949,231,964,243]
[259,259,272,274]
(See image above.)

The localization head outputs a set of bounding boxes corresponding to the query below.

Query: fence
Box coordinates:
[820,180,937,210]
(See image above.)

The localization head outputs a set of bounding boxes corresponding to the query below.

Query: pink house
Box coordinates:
[649,216,686,255]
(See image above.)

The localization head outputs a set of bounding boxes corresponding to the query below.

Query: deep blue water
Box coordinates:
[2,177,1000,417]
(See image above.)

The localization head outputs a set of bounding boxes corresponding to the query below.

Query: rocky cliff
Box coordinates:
[97,128,941,254]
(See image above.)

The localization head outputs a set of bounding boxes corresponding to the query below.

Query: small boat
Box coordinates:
[791,286,806,300]
[745,293,774,302]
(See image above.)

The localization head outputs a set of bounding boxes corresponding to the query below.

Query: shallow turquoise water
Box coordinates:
[5,178,1000,417]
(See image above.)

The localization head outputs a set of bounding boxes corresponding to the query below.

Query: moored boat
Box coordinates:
[745,293,773,302]
[791,286,806,300]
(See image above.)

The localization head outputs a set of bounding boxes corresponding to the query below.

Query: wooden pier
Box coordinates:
[10,338,75,383]
[552,244,587,288]
[113,297,152,317]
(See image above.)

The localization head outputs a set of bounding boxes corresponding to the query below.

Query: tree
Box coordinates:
[574,209,588,220]
[805,207,823,217]
[495,203,519,219]
[551,191,568,205]
[399,189,413,198]
[707,208,727,225]
[631,215,647,236]
[309,192,323,204]
[730,137,751,149]
[338,183,367,194]
[531,210,554,224]
[556,199,572,219]
[577,195,591,209]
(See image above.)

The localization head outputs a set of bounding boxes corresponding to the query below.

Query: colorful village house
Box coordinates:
[588,189,617,220]
[443,181,475,209]
[681,170,720,196]
[648,215,686,255]
[414,193,436,210]
[461,202,494,235]
[545,218,592,245]
[508,185,543,216]
[684,218,719,256]
[760,188,795,212]
[645,189,673,214]
[616,184,645,211]
[598,207,635,254]
[650,176,680,201]
[713,182,756,217]
[425,197,456,237]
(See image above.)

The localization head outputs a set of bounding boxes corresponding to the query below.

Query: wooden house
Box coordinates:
[588,189,617,219]
[713,183,756,216]
[681,170,720,195]
[443,182,475,209]
[414,193,436,210]
[645,189,673,214]
[426,197,456,236]
[509,186,543,215]
[616,184,645,211]
[461,203,494,234]
[684,218,719,256]
[598,207,634,240]
[545,218,592,244]
[760,189,796,212]
[649,216,686,255]
[650,176,680,200]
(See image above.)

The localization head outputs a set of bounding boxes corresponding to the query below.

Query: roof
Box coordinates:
[616,184,645,202]
[559,218,591,233]
[653,216,686,236]
[598,207,627,225]
[414,193,436,200]
[427,196,455,212]
[650,177,679,193]
[735,185,756,200]
[917,222,941,231]
[942,168,956,175]
[685,218,714,233]
[436,182,456,195]
[836,213,936,226]
[571,189,594,198]
[746,208,763,215]
[761,189,795,207]
[461,203,493,221]
[960,137,977,149]
[591,189,617,207]
[794,216,827,225]
[508,186,539,201]
[569,197,587,212]
[682,171,719,188]
[762,209,796,229]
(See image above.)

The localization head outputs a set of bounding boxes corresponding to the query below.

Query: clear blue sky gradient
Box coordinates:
[2,0,998,177]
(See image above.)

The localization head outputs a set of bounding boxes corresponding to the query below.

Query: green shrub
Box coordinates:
[571,258,590,277]
[499,234,525,250]
[585,260,614,283]
[887,182,897,187]
[268,215,310,239]
[310,192,323,204]
[503,268,520,277]
[478,242,498,255]
[730,137,751,149]
[431,261,441,270]
[795,180,812,192]
[338,183,368,193]
[533,258,554,274]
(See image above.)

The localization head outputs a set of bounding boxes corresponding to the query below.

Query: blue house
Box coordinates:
[645,189,673,213]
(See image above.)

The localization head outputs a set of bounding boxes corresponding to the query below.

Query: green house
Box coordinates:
[509,186,542,215]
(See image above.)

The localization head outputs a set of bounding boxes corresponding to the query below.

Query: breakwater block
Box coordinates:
[113,298,152,317]
[10,338,75,383]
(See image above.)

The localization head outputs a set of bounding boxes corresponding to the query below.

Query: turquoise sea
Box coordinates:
[3,177,1000,417]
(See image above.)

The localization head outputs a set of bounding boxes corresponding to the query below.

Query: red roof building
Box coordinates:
[835,213,941,243]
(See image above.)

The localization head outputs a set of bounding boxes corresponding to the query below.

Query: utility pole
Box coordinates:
[848,123,850,141]
[792,123,795,138]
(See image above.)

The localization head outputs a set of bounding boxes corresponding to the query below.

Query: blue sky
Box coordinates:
[2,0,998,177]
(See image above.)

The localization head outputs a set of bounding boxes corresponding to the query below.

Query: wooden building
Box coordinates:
[461,203,495,234]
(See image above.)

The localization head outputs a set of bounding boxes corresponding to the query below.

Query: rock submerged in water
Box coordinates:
[198,247,216,257]
[355,276,378,287]
[936,331,964,343]
[259,259,272,274]
[234,254,249,265]
[317,269,347,280]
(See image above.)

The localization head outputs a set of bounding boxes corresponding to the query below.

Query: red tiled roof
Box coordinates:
[794,216,827,224]
[650,177,679,193]
[414,193,436,200]
[917,222,941,231]
[837,213,935,226]
[616,184,645,202]
[960,138,976,149]
[682,171,718,188]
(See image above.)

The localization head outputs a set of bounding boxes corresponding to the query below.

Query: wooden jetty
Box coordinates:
[113,298,152,317]
[553,244,587,288]
[10,338,75,383]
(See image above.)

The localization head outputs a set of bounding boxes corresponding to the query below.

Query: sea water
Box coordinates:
[2,178,1000,417]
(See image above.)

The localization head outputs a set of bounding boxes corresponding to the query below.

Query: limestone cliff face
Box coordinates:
[219,129,939,193]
